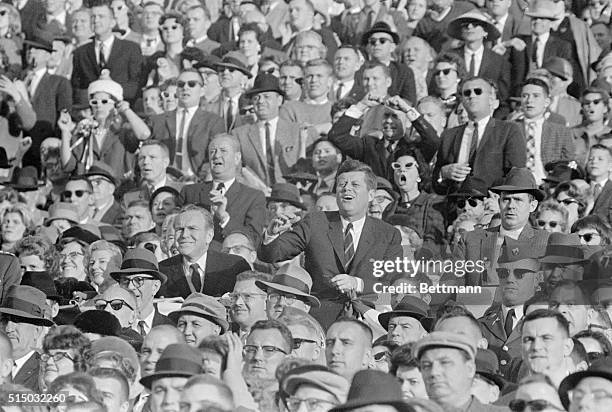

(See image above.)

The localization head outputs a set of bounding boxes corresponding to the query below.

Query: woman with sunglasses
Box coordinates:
[571,215,612,247]
[554,181,590,229]
[0,203,33,252]
[573,88,612,164]
[428,53,465,124]
[534,200,569,233]
[40,325,90,392]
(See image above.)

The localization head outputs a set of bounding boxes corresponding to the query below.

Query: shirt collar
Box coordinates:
[500,225,525,240]
[97,35,114,49]
[183,252,208,269]
[502,304,524,321]
[212,177,236,190]
[259,116,279,127]
[304,98,330,105]
[13,350,36,376]
[465,45,484,55]
[341,215,366,232]
[472,115,491,132]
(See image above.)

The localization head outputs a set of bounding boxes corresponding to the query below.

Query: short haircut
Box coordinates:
[417,96,445,113]
[574,330,612,356]
[329,317,373,346]
[280,59,304,74]
[179,67,204,83]
[89,367,130,402]
[127,199,151,211]
[160,11,185,27]
[181,47,206,64]
[550,279,592,306]
[249,319,293,353]
[523,292,550,314]
[238,22,264,42]
[362,60,391,79]
[589,143,612,157]
[522,77,550,96]
[518,372,557,388]
[210,133,242,153]
[178,204,214,230]
[236,270,273,284]
[187,4,211,20]
[48,372,103,404]
[336,159,377,191]
[183,375,235,409]
[389,344,418,375]
[521,309,570,337]
[199,335,229,371]
[304,58,333,75]
[277,307,325,346]
[434,307,483,339]
[140,139,171,159]
[146,324,185,343]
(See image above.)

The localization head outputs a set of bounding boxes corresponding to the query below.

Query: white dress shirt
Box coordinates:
[532,32,550,68]
[341,215,366,291]
[464,45,484,75]
[500,225,524,240]
[457,115,491,164]
[175,105,199,175]
[259,116,279,160]
[95,35,115,65]
[134,309,155,335]
[12,350,35,378]
[334,79,355,100]
[183,253,208,293]
[28,68,46,97]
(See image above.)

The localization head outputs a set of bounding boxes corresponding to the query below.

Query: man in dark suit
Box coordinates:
[71,0,143,106]
[453,168,550,286]
[30,0,72,40]
[260,159,403,328]
[149,69,225,179]
[83,162,123,228]
[232,73,317,187]
[485,0,530,46]
[0,252,21,304]
[588,144,612,226]
[110,249,174,337]
[158,206,250,299]
[414,0,476,52]
[433,77,526,195]
[180,133,266,249]
[22,37,72,171]
[330,45,365,103]
[0,285,54,392]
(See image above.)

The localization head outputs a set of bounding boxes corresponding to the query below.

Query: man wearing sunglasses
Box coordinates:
[96,284,138,329]
[433,77,526,195]
[149,68,225,177]
[62,177,95,224]
[84,162,122,227]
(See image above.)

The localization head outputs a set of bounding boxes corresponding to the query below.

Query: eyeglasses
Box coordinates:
[94,299,134,311]
[60,251,84,260]
[243,344,287,356]
[582,98,603,106]
[497,268,534,280]
[537,220,559,228]
[578,232,600,242]
[509,399,564,412]
[434,68,456,76]
[462,88,484,98]
[568,389,612,403]
[457,198,480,209]
[368,37,392,46]
[62,190,91,199]
[391,161,417,170]
[177,80,202,89]
[559,198,579,206]
[161,91,177,98]
[285,397,337,412]
[119,276,152,288]
[293,338,317,349]
[89,99,112,106]
[374,195,393,204]
[228,292,267,302]
[160,24,180,31]
[461,22,483,29]
[374,351,391,361]
[268,292,297,305]
[41,351,74,363]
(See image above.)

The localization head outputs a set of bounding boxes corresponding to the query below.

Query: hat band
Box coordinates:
[180,302,218,317]
[271,275,311,295]
[220,57,246,70]
[154,357,202,374]
[121,258,159,272]
[3,296,46,317]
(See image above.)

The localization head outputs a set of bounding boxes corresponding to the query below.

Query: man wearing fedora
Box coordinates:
[414,0,476,53]
[180,133,266,249]
[158,205,250,299]
[558,356,612,411]
[378,295,430,346]
[0,331,12,386]
[110,249,173,336]
[168,293,229,347]
[20,271,62,322]
[149,68,225,178]
[232,73,318,188]
[255,263,320,319]
[83,161,122,227]
[0,285,54,391]
[281,364,349,411]
[202,51,253,132]
[0,251,22,304]
[413,331,510,412]
[266,183,307,225]
[139,343,204,412]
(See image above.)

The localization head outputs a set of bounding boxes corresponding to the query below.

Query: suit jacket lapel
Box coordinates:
[248,123,267,169]
[86,43,99,75]
[452,125,466,161]
[351,217,374,270]
[594,180,612,209]
[327,213,345,266]
[32,73,48,103]
[187,108,204,143]
[475,118,495,156]
[14,352,38,384]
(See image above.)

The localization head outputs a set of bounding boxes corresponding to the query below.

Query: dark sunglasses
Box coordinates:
[509,399,564,412]
[497,268,533,280]
[89,99,112,106]
[582,98,603,106]
[374,351,390,361]
[161,24,179,31]
[293,338,317,349]
[177,80,202,88]
[434,68,455,76]
[462,88,484,98]
[457,198,479,209]
[537,220,559,228]
[368,37,392,46]
[578,232,599,242]
[263,67,277,75]
[161,91,177,98]
[94,299,134,311]
[62,190,90,199]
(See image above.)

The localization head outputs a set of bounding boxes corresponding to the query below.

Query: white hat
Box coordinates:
[87,69,123,101]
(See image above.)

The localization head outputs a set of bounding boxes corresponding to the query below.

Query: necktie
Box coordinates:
[99,42,106,69]
[190,263,202,293]
[532,38,541,68]
[469,52,476,76]
[176,109,187,171]
[216,182,225,194]
[366,9,375,28]
[468,122,479,162]
[336,82,344,101]
[344,222,355,269]
[265,121,276,184]
[526,122,537,173]
[504,308,515,337]
[385,142,394,158]
[594,183,602,200]
[138,320,147,336]
[226,99,235,130]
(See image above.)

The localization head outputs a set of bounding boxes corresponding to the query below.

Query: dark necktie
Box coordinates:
[216,182,225,193]
[386,142,394,158]
[344,223,355,269]
[532,37,541,67]
[99,42,106,69]
[504,308,515,337]
[336,82,344,101]
[468,52,476,76]
[265,121,276,184]
[468,122,479,162]
[138,320,147,336]
[190,263,202,293]
[594,183,602,200]
[226,99,235,130]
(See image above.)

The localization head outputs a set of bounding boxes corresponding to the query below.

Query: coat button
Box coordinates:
[502,346,509,351]
[500,360,507,366]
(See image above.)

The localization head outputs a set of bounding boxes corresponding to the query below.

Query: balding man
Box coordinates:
[140,325,185,377]
[283,0,338,62]
[0,331,13,385]
[180,134,266,249]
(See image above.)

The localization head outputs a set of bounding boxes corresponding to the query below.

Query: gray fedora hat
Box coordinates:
[490,167,546,201]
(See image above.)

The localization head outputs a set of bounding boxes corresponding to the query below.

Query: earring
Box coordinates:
[416,177,421,182]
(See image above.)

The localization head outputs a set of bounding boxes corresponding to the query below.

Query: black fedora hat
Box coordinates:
[543,160,586,185]
[361,22,400,45]
[378,295,429,331]
[194,54,221,71]
[23,37,53,52]
[267,183,306,210]
[73,309,121,336]
[140,343,204,389]
[330,370,412,412]
[10,166,44,191]
[245,73,285,98]
[0,285,54,326]
[60,225,101,244]
[20,271,62,302]
[490,167,545,201]
[448,176,488,198]
[447,11,501,42]
[539,233,587,265]
[83,161,117,186]
[110,248,168,284]
[558,357,612,409]
[475,348,509,391]
[215,51,253,78]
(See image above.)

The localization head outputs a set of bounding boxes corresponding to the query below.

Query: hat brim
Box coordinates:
[489,185,546,201]
[255,280,321,308]
[23,39,53,52]
[140,370,199,389]
[477,371,508,391]
[331,399,411,412]
[0,307,54,326]
[378,310,427,331]
[447,18,500,42]
[9,183,45,191]
[539,255,587,264]
[360,28,399,45]
[447,190,486,198]
[215,62,252,78]
[266,196,307,210]
[44,215,79,226]
[110,268,168,285]
[167,309,229,333]
[524,10,560,19]
[559,370,612,409]
[245,87,285,99]
[82,171,116,186]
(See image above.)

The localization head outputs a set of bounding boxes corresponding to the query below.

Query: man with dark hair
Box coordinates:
[435,307,489,350]
[549,280,596,337]
[261,159,403,328]
[390,344,428,400]
[332,45,364,103]
[63,177,95,224]
[326,317,373,380]
[243,319,292,380]
[90,367,130,412]
[185,5,219,54]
